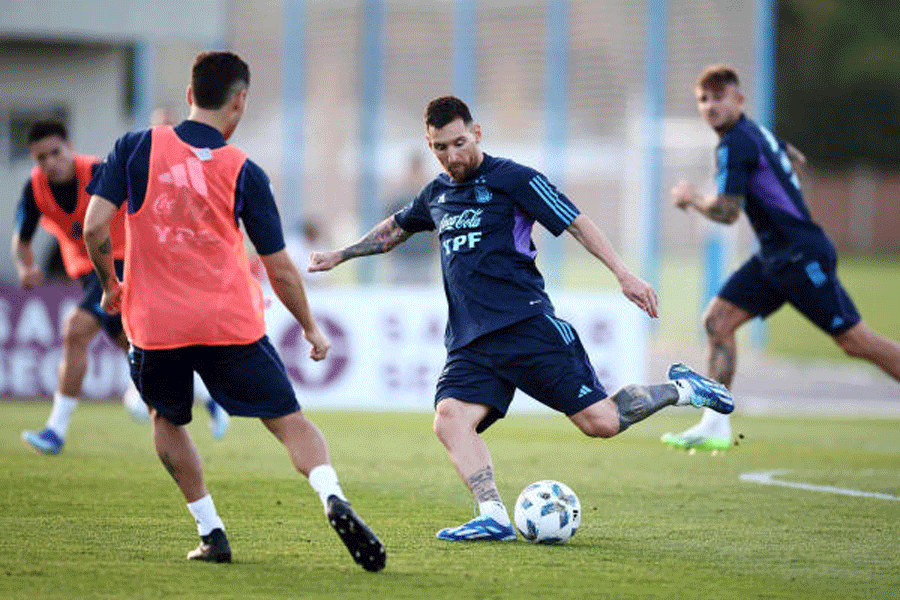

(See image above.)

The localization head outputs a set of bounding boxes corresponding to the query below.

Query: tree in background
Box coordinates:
[777,0,900,168]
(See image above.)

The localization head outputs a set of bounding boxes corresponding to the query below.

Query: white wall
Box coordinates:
[0,0,227,43]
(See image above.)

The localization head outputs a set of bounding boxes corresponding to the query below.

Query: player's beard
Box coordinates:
[709,110,739,134]
[448,158,476,182]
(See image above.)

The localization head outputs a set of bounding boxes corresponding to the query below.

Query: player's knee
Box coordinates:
[571,406,618,438]
[60,316,93,351]
[703,313,719,338]
[580,420,617,438]
[433,401,469,441]
[837,334,867,359]
[703,312,732,343]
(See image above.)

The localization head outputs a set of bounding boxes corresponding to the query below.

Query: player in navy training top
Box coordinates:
[82,51,385,570]
[662,64,900,452]
[310,95,734,542]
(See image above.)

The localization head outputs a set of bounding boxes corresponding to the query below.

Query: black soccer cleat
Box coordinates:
[326,495,386,572]
[187,528,232,563]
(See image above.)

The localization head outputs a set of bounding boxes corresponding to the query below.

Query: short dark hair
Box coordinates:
[697,64,740,92]
[191,51,251,110]
[424,96,473,130]
[28,120,68,145]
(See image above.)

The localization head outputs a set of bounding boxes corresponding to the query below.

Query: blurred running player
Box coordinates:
[14,120,147,454]
[662,64,900,451]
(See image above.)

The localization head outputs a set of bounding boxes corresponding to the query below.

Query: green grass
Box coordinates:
[562,251,900,360]
[2,402,898,599]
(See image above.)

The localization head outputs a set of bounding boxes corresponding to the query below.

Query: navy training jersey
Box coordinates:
[87,120,285,255]
[394,153,579,351]
[717,114,833,262]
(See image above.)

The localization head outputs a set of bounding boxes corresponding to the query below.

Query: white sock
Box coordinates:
[478,500,511,526]
[697,408,732,438]
[672,380,692,406]
[308,464,347,510]
[45,392,78,439]
[187,494,226,536]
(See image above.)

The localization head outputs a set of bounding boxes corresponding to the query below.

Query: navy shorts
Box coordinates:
[129,335,300,426]
[77,260,125,340]
[435,314,607,433]
[719,253,861,336]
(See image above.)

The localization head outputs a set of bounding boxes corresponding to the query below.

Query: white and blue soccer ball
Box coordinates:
[513,480,581,544]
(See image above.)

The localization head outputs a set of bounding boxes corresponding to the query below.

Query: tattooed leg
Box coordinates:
[704,310,740,387]
[709,339,737,387]
[466,466,501,504]
[160,451,180,484]
[152,414,207,502]
[433,398,505,507]
[610,384,680,432]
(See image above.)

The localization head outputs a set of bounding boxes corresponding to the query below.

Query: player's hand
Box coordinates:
[307,251,341,272]
[100,280,123,315]
[18,265,43,290]
[304,327,331,361]
[672,181,698,211]
[619,271,658,319]
[785,142,807,167]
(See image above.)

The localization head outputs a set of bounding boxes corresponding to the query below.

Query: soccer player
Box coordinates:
[149,104,231,440]
[308,96,733,541]
[82,51,385,571]
[661,64,900,451]
[14,121,150,454]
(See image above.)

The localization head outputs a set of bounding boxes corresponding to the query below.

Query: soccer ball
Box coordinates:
[513,480,581,544]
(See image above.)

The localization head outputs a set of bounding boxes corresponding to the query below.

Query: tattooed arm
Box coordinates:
[307,215,413,272]
[83,194,123,314]
[671,181,742,225]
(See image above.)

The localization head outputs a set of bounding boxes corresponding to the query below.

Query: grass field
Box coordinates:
[2,402,898,600]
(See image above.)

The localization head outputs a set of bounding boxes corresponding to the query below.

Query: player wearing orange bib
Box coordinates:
[15,121,148,455]
[83,51,385,570]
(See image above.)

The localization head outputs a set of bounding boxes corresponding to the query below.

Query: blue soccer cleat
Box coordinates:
[205,398,230,440]
[436,515,517,542]
[22,428,64,455]
[668,363,734,414]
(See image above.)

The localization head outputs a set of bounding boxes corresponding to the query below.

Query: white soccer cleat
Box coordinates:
[122,383,150,423]
[661,410,732,451]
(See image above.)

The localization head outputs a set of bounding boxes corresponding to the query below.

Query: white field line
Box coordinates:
[739,470,900,501]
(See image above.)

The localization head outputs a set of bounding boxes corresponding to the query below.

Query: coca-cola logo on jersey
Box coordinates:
[438,208,483,232]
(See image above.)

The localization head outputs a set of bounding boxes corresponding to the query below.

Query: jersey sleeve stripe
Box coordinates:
[716,146,729,195]
[529,176,578,223]
[531,176,578,221]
